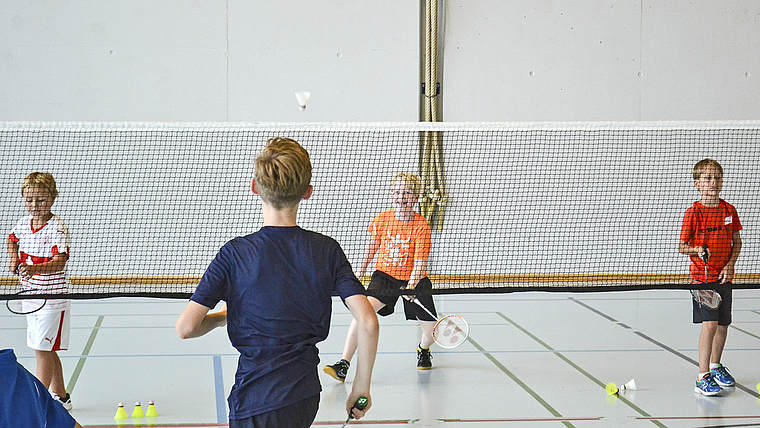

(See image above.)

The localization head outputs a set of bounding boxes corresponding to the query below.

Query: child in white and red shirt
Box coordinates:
[6,172,72,410]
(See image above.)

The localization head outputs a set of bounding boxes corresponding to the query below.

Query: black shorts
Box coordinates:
[692,282,732,326]
[229,394,320,428]
[367,271,437,322]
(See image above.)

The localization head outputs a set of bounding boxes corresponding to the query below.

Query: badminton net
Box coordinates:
[1,121,758,299]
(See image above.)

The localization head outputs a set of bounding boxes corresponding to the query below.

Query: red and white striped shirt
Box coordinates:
[9,215,70,309]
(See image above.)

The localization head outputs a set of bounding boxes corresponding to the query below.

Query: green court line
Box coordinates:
[731,325,760,341]
[571,297,760,398]
[466,336,576,428]
[67,315,104,393]
[495,312,667,428]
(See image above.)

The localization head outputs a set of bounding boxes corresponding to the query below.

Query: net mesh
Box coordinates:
[1,121,758,299]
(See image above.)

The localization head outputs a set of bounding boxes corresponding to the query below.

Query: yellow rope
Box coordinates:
[420,0,446,231]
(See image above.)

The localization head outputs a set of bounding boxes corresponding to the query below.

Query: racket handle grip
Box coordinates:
[701,243,709,262]
[354,396,368,411]
[348,396,368,420]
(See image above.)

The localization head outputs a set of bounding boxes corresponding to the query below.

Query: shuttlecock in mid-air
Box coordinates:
[295,91,311,110]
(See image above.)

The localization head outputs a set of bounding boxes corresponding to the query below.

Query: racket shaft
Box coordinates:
[410,297,437,320]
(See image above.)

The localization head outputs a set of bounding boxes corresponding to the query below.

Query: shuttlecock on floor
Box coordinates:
[114,402,128,420]
[295,91,311,110]
[145,400,159,417]
[132,401,145,418]
[621,379,637,391]
[605,382,619,395]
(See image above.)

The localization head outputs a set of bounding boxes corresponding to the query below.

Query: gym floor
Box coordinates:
[3,288,760,427]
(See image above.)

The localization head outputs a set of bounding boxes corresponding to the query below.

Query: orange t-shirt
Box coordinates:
[369,209,431,281]
[680,199,742,282]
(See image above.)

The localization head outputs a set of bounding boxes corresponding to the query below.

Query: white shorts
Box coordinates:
[27,308,70,352]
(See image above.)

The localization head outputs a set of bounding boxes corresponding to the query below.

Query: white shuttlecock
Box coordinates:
[295,91,311,110]
[621,379,637,390]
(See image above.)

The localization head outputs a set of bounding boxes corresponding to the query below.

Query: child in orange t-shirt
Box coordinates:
[325,173,437,380]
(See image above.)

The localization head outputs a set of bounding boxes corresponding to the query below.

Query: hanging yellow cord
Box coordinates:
[420,0,446,231]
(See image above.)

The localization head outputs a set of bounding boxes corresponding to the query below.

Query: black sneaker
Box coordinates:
[323,359,350,382]
[417,345,432,370]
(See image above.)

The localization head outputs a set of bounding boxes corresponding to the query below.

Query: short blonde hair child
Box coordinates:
[390,172,422,195]
[254,137,312,209]
[692,158,723,180]
[21,172,58,198]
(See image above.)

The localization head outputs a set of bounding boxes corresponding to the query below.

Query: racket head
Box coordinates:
[6,291,47,315]
[432,314,469,348]
[691,289,722,310]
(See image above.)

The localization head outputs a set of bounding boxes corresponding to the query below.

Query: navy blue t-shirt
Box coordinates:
[0,349,77,428]
[190,226,365,420]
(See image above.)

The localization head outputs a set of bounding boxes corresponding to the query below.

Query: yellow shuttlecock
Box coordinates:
[114,402,128,420]
[606,382,619,395]
[132,401,145,418]
[145,400,159,417]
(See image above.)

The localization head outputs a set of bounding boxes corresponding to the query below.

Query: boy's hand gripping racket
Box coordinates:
[407,296,469,348]
[6,267,46,315]
[690,244,722,310]
[341,396,368,427]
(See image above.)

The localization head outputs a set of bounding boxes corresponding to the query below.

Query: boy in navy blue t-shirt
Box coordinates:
[176,137,379,428]
[0,348,81,428]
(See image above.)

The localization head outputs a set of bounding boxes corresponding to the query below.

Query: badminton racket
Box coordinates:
[6,290,47,315]
[407,296,469,348]
[690,244,722,310]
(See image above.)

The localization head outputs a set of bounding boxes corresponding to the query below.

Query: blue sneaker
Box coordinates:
[695,373,722,396]
[710,364,735,387]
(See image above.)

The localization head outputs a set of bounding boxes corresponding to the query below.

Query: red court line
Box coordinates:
[313,421,412,425]
[636,415,760,421]
[440,417,602,423]
[84,417,610,427]
[84,421,411,427]
[84,424,228,428]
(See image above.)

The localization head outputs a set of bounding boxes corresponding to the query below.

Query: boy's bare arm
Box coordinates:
[720,232,742,283]
[176,301,227,339]
[355,238,380,280]
[344,294,379,419]
[17,253,67,278]
[405,259,428,290]
[678,240,708,258]
[6,236,20,273]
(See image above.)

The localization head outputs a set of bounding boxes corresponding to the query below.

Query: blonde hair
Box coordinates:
[21,172,58,198]
[693,158,723,180]
[390,172,422,195]
[254,137,312,209]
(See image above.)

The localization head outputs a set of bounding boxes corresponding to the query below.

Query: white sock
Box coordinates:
[710,363,720,370]
[698,372,709,381]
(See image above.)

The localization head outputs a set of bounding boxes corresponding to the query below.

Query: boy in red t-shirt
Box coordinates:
[325,173,437,380]
[679,159,742,396]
